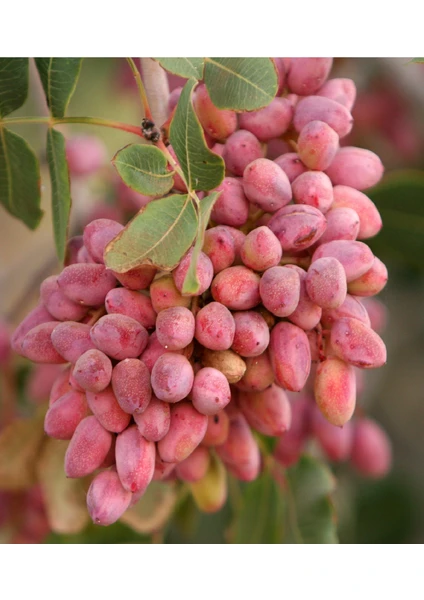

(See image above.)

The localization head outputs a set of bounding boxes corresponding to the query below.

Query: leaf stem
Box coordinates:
[126,58,153,120]
[1,116,143,137]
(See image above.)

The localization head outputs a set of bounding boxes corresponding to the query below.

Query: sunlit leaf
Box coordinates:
[104,193,198,273]
[34,58,83,118]
[153,58,204,79]
[112,144,174,197]
[181,191,220,294]
[170,78,224,191]
[204,57,277,111]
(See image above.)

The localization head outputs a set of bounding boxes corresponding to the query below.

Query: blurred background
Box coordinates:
[0,57,423,544]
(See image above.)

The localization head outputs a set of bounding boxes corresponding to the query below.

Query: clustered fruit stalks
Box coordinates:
[11,57,392,527]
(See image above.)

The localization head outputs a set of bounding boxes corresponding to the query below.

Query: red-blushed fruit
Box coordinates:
[259,266,301,317]
[64,416,113,478]
[294,95,353,138]
[57,264,116,306]
[49,367,72,406]
[99,435,116,468]
[305,257,347,309]
[330,317,387,369]
[231,311,270,357]
[202,411,230,447]
[44,390,89,440]
[311,405,354,461]
[140,331,191,373]
[274,152,307,183]
[157,402,208,463]
[115,425,155,493]
[287,58,333,96]
[317,77,356,110]
[51,322,96,363]
[21,322,67,364]
[314,357,356,426]
[274,396,312,467]
[312,240,374,283]
[191,367,231,415]
[11,303,57,355]
[151,353,194,402]
[210,177,250,228]
[86,386,131,433]
[175,446,211,482]
[221,226,246,265]
[111,358,151,414]
[133,396,171,441]
[332,185,382,240]
[215,412,260,482]
[112,266,157,291]
[193,83,237,141]
[285,265,322,331]
[87,468,132,526]
[321,294,371,329]
[347,257,388,297]
[325,147,384,190]
[239,97,293,141]
[203,226,236,274]
[235,351,274,392]
[168,86,182,113]
[66,135,106,175]
[40,276,89,322]
[155,306,195,351]
[195,302,235,351]
[240,226,282,271]
[267,204,327,251]
[350,418,392,478]
[297,120,339,170]
[105,288,156,329]
[315,207,360,245]
[90,314,148,360]
[272,58,287,94]
[173,249,214,297]
[72,350,112,392]
[242,158,292,213]
[189,454,227,513]
[292,171,334,214]
[77,245,95,264]
[83,219,124,264]
[239,384,292,436]
[211,266,261,310]
[222,130,264,176]
[149,275,191,312]
[269,322,311,391]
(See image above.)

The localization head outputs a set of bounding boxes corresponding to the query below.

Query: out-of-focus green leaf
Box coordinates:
[104,193,197,273]
[170,78,225,192]
[47,128,72,263]
[34,58,83,118]
[120,481,177,534]
[0,127,43,229]
[284,455,338,544]
[409,58,424,63]
[112,144,174,197]
[0,58,28,117]
[36,438,89,534]
[189,454,227,514]
[153,58,204,79]
[181,191,220,295]
[204,58,277,111]
[368,170,424,272]
[231,468,285,543]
